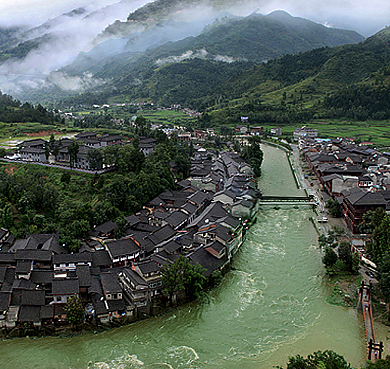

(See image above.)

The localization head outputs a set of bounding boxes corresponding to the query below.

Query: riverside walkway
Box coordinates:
[358,281,384,361]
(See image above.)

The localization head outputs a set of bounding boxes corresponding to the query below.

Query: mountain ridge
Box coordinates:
[29,10,364,104]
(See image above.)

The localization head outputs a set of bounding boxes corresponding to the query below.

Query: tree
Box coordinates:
[359,208,387,234]
[322,247,338,269]
[338,241,353,272]
[116,145,145,174]
[240,136,263,177]
[377,254,390,301]
[60,172,71,184]
[161,256,185,306]
[183,262,206,300]
[365,356,390,368]
[370,214,390,263]
[64,295,84,326]
[87,149,103,171]
[161,255,206,305]
[44,141,50,161]
[102,145,119,168]
[1,204,13,229]
[68,142,79,169]
[352,252,361,274]
[318,233,337,249]
[49,133,56,151]
[326,198,342,217]
[279,350,351,369]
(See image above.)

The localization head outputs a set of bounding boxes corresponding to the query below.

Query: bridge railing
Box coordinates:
[358,280,383,362]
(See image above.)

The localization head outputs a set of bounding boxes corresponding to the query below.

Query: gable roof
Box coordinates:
[91,250,111,268]
[52,279,79,295]
[148,225,176,245]
[187,201,230,229]
[101,272,122,294]
[120,268,148,288]
[0,291,10,312]
[19,305,41,322]
[76,265,92,287]
[53,253,92,264]
[104,238,140,260]
[342,187,388,206]
[164,211,188,229]
[15,249,52,262]
[94,221,118,235]
[133,260,160,276]
[21,289,45,306]
[188,247,227,277]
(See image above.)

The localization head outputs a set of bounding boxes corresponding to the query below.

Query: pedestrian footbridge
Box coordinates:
[258,195,315,207]
[358,281,384,362]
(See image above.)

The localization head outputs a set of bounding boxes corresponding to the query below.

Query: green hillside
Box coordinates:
[200,26,390,125]
[58,11,364,108]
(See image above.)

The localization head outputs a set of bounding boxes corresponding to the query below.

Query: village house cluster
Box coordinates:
[13,132,158,171]
[0,146,259,330]
[300,135,390,234]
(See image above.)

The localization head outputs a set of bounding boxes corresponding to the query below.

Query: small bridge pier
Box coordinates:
[358,280,384,362]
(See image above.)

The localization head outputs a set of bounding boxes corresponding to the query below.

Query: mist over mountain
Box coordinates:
[0,0,387,103]
[0,0,148,97]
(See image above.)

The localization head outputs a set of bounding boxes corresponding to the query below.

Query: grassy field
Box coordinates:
[140,109,195,126]
[0,122,76,149]
[257,119,390,149]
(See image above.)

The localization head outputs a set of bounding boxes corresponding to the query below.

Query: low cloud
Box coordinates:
[155,49,241,66]
[0,0,148,97]
[47,71,106,91]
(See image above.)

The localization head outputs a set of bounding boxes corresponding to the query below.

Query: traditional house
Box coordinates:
[189,245,227,277]
[53,253,92,272]
[52,279,79,304]
[19,147,46,162]
[132,260,162,298]
[104,238,140,266]
[100,272,123,301]
[118,268,150,316]
[341,187,387,233]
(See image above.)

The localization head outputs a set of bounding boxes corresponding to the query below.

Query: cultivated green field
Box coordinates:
[140,109,195,126]
[257,119,390,148]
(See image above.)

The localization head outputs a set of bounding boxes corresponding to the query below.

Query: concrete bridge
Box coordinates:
[358,281,384,362]
[258,195,315,207]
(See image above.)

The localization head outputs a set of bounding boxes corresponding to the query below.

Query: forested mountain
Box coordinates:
[0,91,56,124]
[62,23,390,124]
[2,0,389,126]
[53,11,363,107]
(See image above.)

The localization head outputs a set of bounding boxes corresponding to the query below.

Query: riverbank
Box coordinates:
[0,139,368,369]
[289,143,390,358]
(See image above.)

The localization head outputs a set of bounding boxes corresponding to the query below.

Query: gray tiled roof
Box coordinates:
[343,187,387,206]
[52,279,79,295]
[101,272,122,294]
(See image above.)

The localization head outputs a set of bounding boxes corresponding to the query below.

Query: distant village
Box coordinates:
[10,132,155,171]
[297,126,390,236]
[0,133,260,333]
[6,123,283,172]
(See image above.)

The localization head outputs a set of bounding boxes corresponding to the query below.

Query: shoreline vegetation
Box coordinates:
[0,135,263,340]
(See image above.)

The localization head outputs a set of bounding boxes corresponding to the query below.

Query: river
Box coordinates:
[0,144,369,369]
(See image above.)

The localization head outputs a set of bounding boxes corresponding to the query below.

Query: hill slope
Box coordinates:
[49,11,364,106]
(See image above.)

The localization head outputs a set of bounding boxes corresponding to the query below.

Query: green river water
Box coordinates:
[0,144,373,369]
